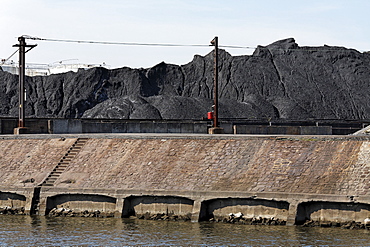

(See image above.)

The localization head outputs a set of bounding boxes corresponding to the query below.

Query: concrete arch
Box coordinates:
[0,192,27,209]
[296,201,370,225]
[122,195,194,219]
[45,193,117,216]
[201,198,290,222]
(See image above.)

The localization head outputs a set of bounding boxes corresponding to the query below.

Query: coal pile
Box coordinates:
[1,38,370,120]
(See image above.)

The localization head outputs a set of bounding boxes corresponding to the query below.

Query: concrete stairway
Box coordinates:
[40,138,89,187]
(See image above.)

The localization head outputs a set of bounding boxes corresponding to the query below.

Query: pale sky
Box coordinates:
[1,0,369,69]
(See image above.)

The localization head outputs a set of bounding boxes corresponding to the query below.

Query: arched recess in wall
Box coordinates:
[295,201,370,225]
[201,198,290,222]
[0,192,26,208]
[45,193,117,215]
[122,195,194,219]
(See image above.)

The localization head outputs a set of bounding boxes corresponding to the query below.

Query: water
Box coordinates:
[0,216,370,246]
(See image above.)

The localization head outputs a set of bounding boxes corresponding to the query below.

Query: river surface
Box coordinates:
[0,216,370,246]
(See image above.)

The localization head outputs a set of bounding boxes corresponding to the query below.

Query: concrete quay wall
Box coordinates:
[1,118,367,135]
[1,134,370,225]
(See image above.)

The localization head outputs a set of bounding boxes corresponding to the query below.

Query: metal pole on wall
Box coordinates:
[210,36,219,128]
[13,36,37,129]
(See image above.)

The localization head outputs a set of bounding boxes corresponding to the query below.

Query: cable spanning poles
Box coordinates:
[22,35,369,52]
[22,35,256,50]
[23,35,211,48]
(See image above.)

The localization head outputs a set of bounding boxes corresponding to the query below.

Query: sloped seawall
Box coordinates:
[1,134,370,226]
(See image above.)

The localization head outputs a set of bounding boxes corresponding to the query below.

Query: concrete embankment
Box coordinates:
[1,134,370,226]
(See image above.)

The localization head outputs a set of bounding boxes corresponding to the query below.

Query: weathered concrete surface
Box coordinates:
[46,193,117,217]
[0,137,76,187]
[52,136,367,196]
[1,134,370,225]
[3,118,368,135]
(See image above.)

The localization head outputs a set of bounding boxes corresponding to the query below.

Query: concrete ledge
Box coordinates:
[208,127,224,134]
[0,133,369,141]
[30,187,370,223]
[14,127,28,135]
[2,186,370,225]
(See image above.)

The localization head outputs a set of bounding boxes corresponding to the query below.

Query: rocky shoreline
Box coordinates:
[302,220,370,230]
[136,212,192,221]
[209,214,286,226]
[2,206,370,230]
[48,207,115,218]
[0,206,25,215]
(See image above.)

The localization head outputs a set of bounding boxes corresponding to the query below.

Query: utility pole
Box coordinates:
[209,36,223,134]
[13,36,37,133]
[210,36,219,128]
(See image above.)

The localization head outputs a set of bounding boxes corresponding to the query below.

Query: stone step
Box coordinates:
[56,166,68,170]
[76,143,87,146]
[64,154,76,158]
[57,164,68,167]
[56,164,68,168]
[54,168,66,172]
[78,138,89,141]
[71,146,82,149]
[57,163,69,166]
[64,152,74,156]
[50,169,64,176]
[75,143,87,146]
[61,157,71,161]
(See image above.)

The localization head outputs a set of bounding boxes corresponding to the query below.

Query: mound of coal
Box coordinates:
[1,38,370,120]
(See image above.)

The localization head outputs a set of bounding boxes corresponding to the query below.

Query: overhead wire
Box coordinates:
[21,35,368,53]
[1,49,19,65]
[23,35,260,50]
[24,35,212,48]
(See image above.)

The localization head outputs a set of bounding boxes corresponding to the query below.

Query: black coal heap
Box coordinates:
[1,38,370,120]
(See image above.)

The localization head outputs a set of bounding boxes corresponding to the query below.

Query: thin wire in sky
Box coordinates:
[23,35,257,50]
[1,49,19,65]
[21,35,368,53]
[24,36,211,48]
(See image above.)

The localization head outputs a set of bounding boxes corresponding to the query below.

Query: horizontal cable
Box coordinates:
[23,35,211,48]
[22,35,368,53]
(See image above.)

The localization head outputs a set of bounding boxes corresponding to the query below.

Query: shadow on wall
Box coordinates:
[28,192,370,225]
[122,195,194,219]
[0,192,26,208]
[45,194,117,215]
[296,201,370,224]
[201,198,290,221]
